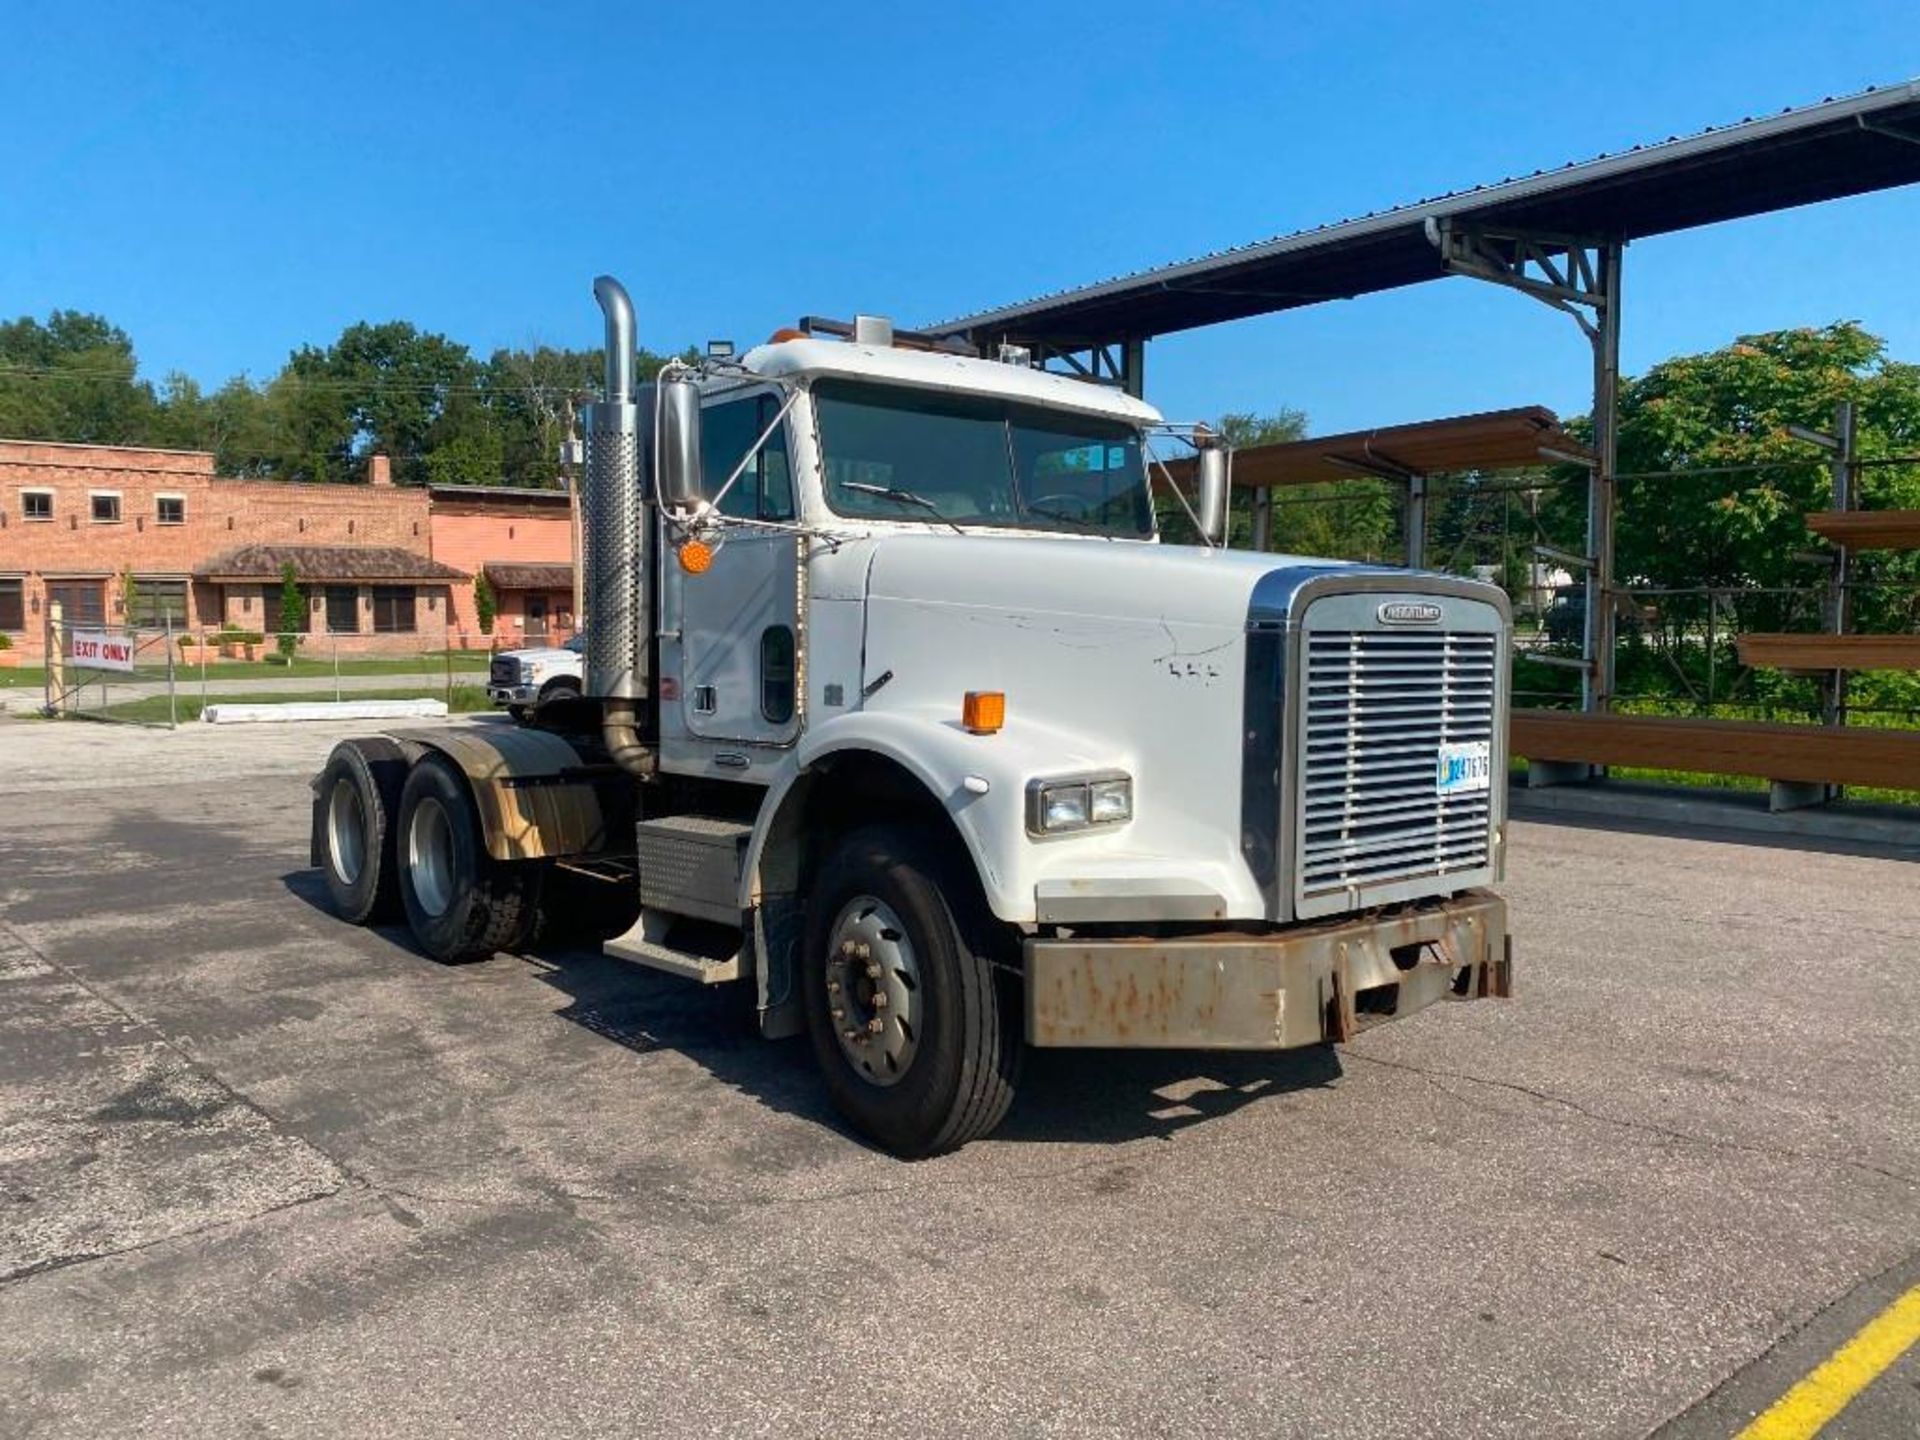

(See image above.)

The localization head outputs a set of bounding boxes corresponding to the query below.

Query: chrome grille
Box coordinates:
[1297,629,1497,907]
[489,656,519,686]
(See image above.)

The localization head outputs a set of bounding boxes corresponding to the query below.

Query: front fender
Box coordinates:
[740,707,1103,922]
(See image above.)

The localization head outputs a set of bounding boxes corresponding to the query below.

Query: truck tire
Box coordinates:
[314,738,407,925]
[539,678,582,706]
[802,825,1021,1157]
[395,754,537,963]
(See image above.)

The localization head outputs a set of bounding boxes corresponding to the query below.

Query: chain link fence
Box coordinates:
[38,612,551,727]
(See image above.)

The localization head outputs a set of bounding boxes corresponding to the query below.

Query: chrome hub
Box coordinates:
[824,896,921,1086]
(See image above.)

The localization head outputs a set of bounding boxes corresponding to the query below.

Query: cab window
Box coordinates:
[700,394,794,522]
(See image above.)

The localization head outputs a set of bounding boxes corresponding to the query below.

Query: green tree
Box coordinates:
[1547,322,1920,640]
[0,310,158,445]
[276,562,304,662]
[473,572,497,637]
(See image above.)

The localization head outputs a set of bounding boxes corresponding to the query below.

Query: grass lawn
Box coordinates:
[97,685,494,726]
[4,654,490,689]
[173,652,493,680]
[0,665,48,691]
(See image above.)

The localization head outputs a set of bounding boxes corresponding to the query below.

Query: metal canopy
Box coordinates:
[1214,407,1588,490]
[1160,406,1589,568]
[932,82,1920,349]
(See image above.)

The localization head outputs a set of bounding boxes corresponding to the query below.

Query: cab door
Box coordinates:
[673,389,801,745]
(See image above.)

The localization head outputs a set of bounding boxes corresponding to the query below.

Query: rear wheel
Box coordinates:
[802,825,1021,1157]
[313,739,407,924]
[395,755,537,963]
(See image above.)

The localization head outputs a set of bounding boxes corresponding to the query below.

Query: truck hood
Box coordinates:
[860,532,1367,631]
[495,645,578,665]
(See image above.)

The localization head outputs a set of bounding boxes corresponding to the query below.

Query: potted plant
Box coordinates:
[218,626,265,661]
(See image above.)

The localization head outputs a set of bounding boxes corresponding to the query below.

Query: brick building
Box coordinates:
[0,439,577,656]
[429,485,577,643]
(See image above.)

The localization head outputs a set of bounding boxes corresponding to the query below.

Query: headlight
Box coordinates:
[1027,772,1132,835]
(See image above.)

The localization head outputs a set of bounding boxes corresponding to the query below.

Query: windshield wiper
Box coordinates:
[1024,503,1106,534]
[841,481,964,534]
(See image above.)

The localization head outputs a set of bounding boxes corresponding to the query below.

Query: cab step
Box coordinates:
[604,906,746,984]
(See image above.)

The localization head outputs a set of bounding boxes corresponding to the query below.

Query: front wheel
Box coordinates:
[395,755,538,963]
[802,826,1021,1157]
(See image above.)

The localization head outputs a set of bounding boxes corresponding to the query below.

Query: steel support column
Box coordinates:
[1252,488,1273,552]
[1589,240,1622,713]
[1405,473,1428,569]
[1826,400,1858,730]
[1430,219,1623,716]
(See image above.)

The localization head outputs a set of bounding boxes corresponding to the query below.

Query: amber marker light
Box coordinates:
[962,690,1005,734]
[678,540,714,575]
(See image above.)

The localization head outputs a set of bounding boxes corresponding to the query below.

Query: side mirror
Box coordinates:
[656,374,703,510]
[1196,444,1229,545]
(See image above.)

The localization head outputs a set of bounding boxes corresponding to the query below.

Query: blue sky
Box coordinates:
[3,2,1916,435]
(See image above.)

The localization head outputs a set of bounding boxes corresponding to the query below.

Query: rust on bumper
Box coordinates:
[1026,889,1509,1049]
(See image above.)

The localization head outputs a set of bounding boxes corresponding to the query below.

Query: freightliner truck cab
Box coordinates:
[311,277,1512,1155]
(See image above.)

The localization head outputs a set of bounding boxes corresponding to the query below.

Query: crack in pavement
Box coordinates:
[1346,1051,1918,1186]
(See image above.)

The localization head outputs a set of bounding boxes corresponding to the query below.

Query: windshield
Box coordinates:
[814,379,1154,538]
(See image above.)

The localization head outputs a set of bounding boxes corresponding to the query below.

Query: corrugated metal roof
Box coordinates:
[1164,407,1587,490]
[931,81,1920,342]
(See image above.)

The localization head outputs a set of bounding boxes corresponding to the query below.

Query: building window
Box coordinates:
[90,492,122,524]
[46,581,106,627]
[261,583,312,633]
[372,585,416,634]
[21,490,53,522]
[0,579,22,631]
[156,495,186,525]
[130,578,189,630]
[324,586,358,634]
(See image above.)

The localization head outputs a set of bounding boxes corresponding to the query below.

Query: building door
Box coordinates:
[525,594,548,641]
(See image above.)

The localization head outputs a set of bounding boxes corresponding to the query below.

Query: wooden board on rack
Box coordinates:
[1736,633,1920,672]
[1511,709,1920,790]
[1804,510,1920,551]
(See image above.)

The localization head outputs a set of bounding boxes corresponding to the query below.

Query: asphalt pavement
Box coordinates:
[0,712,1914,1438]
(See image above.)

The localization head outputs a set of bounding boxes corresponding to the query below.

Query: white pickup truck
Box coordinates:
[312,275,1513,1156]
[486,634,583,722]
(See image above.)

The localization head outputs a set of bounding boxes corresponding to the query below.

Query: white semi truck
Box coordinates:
[311,277,1512,1155]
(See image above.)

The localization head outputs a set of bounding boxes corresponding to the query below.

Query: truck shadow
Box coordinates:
[281,870,1345,1150]
[516,933,1344,1149]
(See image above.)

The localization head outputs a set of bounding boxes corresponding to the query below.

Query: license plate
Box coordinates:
[1435,741,1491,796]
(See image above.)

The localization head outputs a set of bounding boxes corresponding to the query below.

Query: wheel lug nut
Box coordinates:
[831,1007,845,1021]
[865,963,881,980]
[867,1017,884,1034]
[872,992,888,1009]
[827,980,841,995]
[856,943,871,959]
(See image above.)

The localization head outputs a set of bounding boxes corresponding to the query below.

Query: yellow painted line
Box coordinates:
[1735,1282,1920,1439]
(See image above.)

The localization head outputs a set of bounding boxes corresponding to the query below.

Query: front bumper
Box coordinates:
[488,684,539,705]
[1026,889,1509,1049]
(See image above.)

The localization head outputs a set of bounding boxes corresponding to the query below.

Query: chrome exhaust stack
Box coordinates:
[583,276,652,775]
